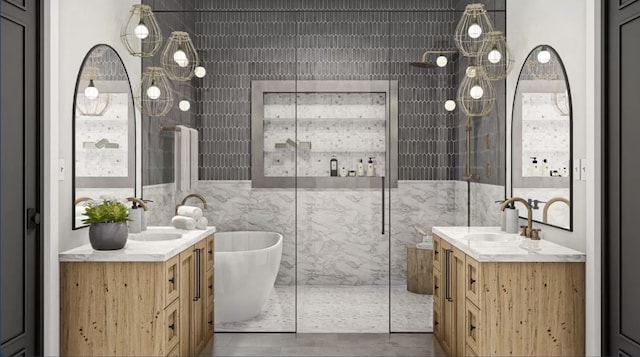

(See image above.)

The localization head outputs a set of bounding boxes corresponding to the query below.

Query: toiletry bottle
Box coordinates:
[505,203,519,234]
[542,159,551,177]
[330,155,338,177]
[366,157,376,177]
[128,202,142,234]
[562,167,569,177]
[495,200,507,231]
[340,167,347,177]
[357,159,365,176]
[530,157,539,177]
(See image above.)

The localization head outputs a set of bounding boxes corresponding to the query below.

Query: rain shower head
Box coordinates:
[410,50,459,69]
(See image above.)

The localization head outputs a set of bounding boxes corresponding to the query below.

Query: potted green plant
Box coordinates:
[82,200,131,250]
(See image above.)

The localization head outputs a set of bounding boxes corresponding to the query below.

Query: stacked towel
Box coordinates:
[195,217,208,230]
[177,205,203,220]
[171,216,196,230]
[172,205,206,230]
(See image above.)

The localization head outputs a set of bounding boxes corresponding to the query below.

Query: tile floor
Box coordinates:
[216,286,433,333]
[199,333,445,357]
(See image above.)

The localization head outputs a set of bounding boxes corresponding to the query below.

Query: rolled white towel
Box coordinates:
[176,205,203,220]
[195,217,208,230]
[171,216,196,230]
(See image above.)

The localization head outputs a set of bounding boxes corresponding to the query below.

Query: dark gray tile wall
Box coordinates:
[141,9,198,185]
[144,0,506,183]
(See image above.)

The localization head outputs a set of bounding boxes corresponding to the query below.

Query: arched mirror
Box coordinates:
[72,44,136,229]
[511,45,572,230]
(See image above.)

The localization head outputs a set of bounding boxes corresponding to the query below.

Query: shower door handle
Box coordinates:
[381,176,385,235]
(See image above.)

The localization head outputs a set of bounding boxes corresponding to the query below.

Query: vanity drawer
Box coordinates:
[206,302,214,337]
[164,299,180,354]
[433,234,442,270]
[433,303,441,339]
[206,269,214,309]
[164,255,180,307]
[433,267,442,305]
[206,235,214,272]
[465,300,481,353]
[465,256,481,307]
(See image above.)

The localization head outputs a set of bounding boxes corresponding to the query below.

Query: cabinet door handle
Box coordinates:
[445,249,452,302]
[193,249,201,301]
[469,278,476,285]
[168,277,175,284]
[168,323,175,330]
[469,324,476,332]
[381,176,385,235]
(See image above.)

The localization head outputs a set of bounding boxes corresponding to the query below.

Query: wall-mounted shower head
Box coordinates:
[409,50,459,69]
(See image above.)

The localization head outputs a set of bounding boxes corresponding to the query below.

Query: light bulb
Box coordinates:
[173,49,188,67]
[134,22,149,39]
[146,84,161,100]
[179,100,190,111]
[468,23,483,39]
[537,49,551,64]
[444,100,456,111]
[84,80,99,100]
[487,48,502,64]
[470,85,484,99]
[194,66,206,78]
[465,67,477,78]
[436,55,448,67]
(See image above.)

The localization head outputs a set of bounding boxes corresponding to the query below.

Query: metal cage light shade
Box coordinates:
[478,31,514,80]
[524,46,563,80]
[161,31,199,81]
[121,4,163,57]
[457,66,496,117]
[134,67,173,117]
[454,3,495,57]
[76,66,111,116]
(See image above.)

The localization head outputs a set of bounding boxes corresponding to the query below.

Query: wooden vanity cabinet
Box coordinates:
[61,234,215,356]
[432,233,585,356]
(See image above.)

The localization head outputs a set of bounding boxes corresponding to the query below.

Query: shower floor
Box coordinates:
[215,285,433,333]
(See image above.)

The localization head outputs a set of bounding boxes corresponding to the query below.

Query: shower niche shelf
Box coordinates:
[252,80,398,189]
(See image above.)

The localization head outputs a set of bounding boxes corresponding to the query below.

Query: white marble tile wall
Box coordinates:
[163,180,461,286]
[142,183,178,227]
[512,187,571,228]
[263,92,387,178]
[521,93,570,176]
[469,183,505,227]
[454,181,469,226]
[75,93,130,177]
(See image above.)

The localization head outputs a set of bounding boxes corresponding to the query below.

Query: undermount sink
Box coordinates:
[464,233,519,243]
[129,231,183,241]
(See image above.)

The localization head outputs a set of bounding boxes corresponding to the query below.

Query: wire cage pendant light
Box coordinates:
[121,4,163,57]
[457,66,496,117]
[478,31,514,81]
[524,46,563,80]
[76,66,111,116]
[134,67,174,117]
[454,3,495,57]
[161,31,200,81]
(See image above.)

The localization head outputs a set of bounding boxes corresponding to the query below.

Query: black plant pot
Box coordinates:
[89,222,128,250]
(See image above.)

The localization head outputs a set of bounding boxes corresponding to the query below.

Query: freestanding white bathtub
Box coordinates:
[214,231,283,323]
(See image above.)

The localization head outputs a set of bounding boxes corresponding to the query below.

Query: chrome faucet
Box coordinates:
[542,197,570,224]
[500,197,541,239]
[176,193,208,214]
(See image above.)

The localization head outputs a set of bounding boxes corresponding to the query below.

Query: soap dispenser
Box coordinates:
[357,159,365,177]
[366,157,376,177]
[530,157,539,177]
[542,159,551,177]
[505,203,519,234]
[128,202,142,234]
[330,155,338,177]
[495,200,507,231]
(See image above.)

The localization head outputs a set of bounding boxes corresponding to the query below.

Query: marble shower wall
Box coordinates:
[469,182,505,227]
[147,180,461,285]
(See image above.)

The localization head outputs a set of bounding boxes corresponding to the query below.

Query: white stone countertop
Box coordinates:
[432,226,586,263]
[59,226,216,262]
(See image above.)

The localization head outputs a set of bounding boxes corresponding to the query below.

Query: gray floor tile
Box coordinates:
[335,333,392,347]
[231,333,298,348]
[280,346,340,356]
[212,346,282,357]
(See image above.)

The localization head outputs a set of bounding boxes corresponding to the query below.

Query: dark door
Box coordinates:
[1,0,41,355]
[605,1,640,355]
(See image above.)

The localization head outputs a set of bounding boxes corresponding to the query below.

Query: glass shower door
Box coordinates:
[294,11,392,333]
